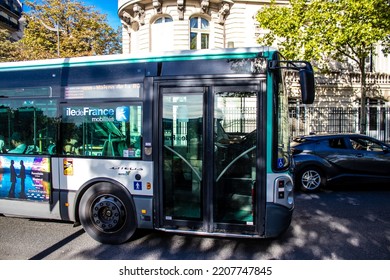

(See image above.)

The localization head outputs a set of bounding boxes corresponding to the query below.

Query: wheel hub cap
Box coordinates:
[302,170,321,190]
[91,196,124,232]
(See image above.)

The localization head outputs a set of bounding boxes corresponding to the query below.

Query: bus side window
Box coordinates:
[60,104,142,158]
[0,97,58,155]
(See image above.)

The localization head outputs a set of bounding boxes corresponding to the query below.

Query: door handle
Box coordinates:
[356,153,364,157]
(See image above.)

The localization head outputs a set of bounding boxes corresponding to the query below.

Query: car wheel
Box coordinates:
[297,167,325,192]
[79,182,137,244]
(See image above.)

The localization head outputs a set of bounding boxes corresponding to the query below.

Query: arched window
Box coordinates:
[190,17,209,50]
[154,17,173,24]
[151,16,173,52]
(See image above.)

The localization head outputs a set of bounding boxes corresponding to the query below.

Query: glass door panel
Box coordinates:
[162,93,203,220]
[213,91,258,225]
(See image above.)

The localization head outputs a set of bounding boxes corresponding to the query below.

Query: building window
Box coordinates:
[151,16,173,52]
[154,17,173,24]
[190,17,209,50]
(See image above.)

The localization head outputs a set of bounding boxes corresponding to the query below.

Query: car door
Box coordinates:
[348,136,390,177]
[315,137,357,174]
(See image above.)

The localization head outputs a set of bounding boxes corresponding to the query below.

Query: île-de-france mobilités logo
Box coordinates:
[116,106,130,122]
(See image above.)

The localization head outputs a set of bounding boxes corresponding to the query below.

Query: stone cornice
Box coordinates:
[119,0,240,30]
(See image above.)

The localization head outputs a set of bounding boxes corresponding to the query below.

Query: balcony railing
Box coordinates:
[286,71,390,86]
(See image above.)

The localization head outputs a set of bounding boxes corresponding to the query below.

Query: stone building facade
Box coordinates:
[118,0,279,53]
[0,0,23,40]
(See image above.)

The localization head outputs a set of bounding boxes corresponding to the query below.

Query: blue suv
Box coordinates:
[291,134,390,192]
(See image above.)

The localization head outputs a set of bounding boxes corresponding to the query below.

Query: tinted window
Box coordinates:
[0,89,58,155]
[329,138,347,149]
[350,137,384,152]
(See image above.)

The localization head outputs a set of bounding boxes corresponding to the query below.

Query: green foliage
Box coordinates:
[256,0,390,71]
[0,29,18,62]
[256,0,390,133]
[256,0,309,60]
[3,0,121,61]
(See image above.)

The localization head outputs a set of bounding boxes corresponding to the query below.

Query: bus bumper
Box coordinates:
[264,203,293,237]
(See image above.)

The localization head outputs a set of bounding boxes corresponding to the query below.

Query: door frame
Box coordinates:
[155,78,267,236]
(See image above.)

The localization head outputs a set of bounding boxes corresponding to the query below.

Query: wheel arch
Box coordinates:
[294,161,327,178]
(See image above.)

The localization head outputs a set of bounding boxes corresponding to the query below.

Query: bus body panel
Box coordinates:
[0,194,61,220]
[52,157,154,228]
[55,157,153,195]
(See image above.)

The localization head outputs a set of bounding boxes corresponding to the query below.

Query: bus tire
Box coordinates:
[78,182,137,244]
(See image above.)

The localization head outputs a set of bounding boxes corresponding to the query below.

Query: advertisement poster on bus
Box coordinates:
[0,155,50,201]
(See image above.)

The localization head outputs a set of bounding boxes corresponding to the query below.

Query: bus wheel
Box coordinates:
[79,182,137,244]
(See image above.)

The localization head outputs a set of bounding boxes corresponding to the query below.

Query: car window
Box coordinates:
[350,137,384,152]
[328,138,347,149]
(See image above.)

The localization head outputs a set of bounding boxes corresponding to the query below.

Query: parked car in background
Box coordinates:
[291,134,390,192]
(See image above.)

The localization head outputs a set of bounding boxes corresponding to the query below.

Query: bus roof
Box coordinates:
[0,47,277,72]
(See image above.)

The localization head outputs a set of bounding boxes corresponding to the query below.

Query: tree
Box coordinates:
[0,29,18,62]
[15,0,121,60]
[256,0,390,134]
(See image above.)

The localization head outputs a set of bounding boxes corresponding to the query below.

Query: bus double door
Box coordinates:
[159,82,265,235]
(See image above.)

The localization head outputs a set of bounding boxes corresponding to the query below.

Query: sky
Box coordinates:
[81,0,121,29]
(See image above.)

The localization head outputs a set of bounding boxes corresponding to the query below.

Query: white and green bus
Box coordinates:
[0,47,314,244]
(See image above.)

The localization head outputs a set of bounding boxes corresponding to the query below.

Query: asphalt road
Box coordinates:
[1,186,390,260]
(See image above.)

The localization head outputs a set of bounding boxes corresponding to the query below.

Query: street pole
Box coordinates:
[39,20,63,57]
[56,23,60,57]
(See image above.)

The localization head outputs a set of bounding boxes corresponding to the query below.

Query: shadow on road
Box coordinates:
[51,187,389,260]
[4,186,389,260]
[29,228,85,260]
